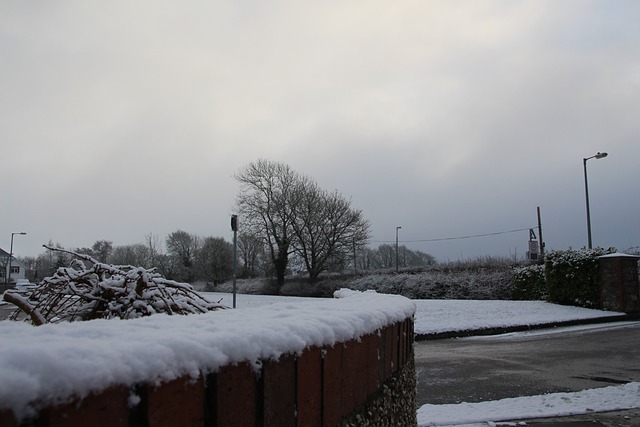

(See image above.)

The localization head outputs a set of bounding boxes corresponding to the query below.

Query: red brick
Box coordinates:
[399,321,405,366]
[383,326,393,380]
[400,320,407,366]
[406,320,414,362]
[40,385,129,427]
[213,362,258,427]
[391,323,399,374]
[365,332,381,396]
[342,340,358,415]
[0,409,17,427]
[296,347,322,427]
[353,337,368,409]
[322,344,343,427]
[263,354,296,427]
[147,376,204,427]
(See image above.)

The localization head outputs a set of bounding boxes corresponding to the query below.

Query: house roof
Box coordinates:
[0,248,25,266]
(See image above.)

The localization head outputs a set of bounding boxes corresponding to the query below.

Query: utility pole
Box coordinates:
[537,206,544,261]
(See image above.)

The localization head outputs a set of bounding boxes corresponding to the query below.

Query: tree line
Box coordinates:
[17,160,435,288]
[18,233,234,286]
[18,236,435,287]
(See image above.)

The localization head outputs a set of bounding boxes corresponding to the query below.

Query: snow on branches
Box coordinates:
[3,246,226,325]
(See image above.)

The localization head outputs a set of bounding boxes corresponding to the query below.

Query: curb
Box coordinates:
[414,313,637,341]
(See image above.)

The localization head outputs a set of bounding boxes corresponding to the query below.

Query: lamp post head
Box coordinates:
[585,152,608,162]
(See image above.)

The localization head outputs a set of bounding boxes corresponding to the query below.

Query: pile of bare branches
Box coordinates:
[3,246,226,325]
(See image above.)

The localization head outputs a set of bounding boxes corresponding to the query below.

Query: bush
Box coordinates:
[512,264,547,300]
[544,247,615,308]
[342,264,516,300]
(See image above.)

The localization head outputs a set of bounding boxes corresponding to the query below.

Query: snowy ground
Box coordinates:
[205,292,639,426]
[203,292,623,336]
[417,382,640,426]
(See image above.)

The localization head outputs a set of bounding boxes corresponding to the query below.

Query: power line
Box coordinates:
[373,227,535,244]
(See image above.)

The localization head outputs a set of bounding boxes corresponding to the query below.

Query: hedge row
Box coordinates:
[514,248,616,308]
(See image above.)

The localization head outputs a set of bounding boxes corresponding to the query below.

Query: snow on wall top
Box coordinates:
[0,289,415,419]
[598,252,640,259]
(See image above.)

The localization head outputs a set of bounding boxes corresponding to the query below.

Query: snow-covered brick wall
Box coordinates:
[0,290,416,424]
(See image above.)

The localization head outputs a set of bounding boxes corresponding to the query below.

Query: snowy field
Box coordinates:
[203,292,623,335]
[205,292,638,426]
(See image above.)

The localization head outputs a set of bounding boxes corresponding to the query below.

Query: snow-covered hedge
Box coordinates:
[338,268,515,300]
[512,248,618,308]
[213,263,517,300]
[545,248,615,308]
[512,264,546,300]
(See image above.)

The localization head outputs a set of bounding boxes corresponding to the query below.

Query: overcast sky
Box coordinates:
[2,1,639,262]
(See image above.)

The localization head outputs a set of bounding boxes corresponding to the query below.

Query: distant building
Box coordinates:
[0,248,27,287]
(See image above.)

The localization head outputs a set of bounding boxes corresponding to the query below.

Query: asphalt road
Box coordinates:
[415,321,640,406]
[415,321,640,425]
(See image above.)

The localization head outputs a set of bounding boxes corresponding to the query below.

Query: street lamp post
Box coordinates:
[583,152,607,249]
[395,226,402,273]
[231,215,238,309]
[6,232,27,288]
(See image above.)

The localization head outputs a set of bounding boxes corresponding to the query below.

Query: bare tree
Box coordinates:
[374,244,396,269]
[195,237,233,284]
[166,230,199,282]
[363,244,435,271]
[407,249,436,267]
[235,159,371,286]
[292,188,370,281]
[110,244,150,267]
[352,246,375,271]
[91,240,113,263]
[144,233,162,266]
[237,232,266,278]
[235,160,300,289]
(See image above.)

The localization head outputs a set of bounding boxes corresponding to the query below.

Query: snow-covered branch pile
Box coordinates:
[3,246,225,325]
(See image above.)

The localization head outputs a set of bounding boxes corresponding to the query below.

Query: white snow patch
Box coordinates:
[411,300,621,335]
[462,321,639,341]
[202,293,622,337]
[598,252,640,259]
[417,382,640,426]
